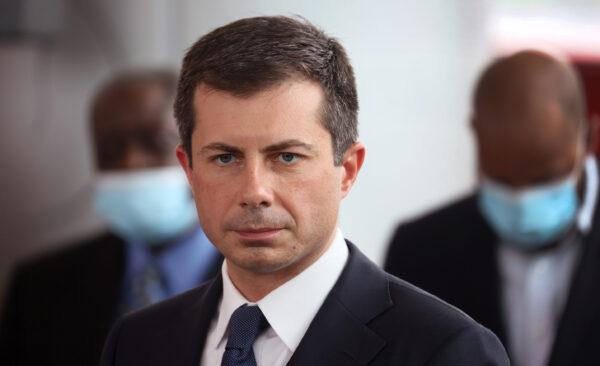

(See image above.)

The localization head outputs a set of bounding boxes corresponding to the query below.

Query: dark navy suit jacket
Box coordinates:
[0,232,222,366]
[385,193,600,366]
[101,241,509,365]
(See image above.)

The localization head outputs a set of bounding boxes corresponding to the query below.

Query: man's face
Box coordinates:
[93,82,179,171]
[474,101,585,188]
[177,80,363,277]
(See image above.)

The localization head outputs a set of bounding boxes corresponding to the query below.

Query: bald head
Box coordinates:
[91,70,179,171]
[472,51,589,188]
[474,50,586,129]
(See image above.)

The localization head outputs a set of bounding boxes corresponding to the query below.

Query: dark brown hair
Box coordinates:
[174,16,358,166]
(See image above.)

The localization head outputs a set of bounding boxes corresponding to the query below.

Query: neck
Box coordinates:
[226,231,337,302]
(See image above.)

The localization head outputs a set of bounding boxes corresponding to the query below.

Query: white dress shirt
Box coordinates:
[200,228,349,366]
[498,156,599,366]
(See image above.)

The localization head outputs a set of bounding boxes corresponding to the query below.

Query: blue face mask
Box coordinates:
[478,175,579,249]
[94,166,198,245]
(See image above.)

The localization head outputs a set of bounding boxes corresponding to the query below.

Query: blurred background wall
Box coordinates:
[1,0,599,305]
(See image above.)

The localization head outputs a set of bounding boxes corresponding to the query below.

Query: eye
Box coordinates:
[214,153,236,166]
[278,152,300,164]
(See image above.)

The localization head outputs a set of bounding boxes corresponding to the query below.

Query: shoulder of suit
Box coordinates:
[380,272,485,338]
[388,194,481,251]
[397,194,478,232]
[9,231,123,283]
[121,280,214,325]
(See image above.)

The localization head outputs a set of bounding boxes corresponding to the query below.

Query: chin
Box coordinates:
[233,249,298,274]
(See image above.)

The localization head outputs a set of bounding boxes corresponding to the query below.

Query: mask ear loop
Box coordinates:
[570,121,594,234]
[578,145,598,233]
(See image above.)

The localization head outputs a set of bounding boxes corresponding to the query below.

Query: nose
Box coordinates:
[239,159,273,209]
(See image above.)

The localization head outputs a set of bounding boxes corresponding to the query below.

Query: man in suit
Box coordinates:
[100,16,509,366]
[385,50,599,366]
[0,70,222,366]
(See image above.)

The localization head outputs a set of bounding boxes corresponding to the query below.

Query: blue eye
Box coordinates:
[215,154,235,165]
[279,153,299,164]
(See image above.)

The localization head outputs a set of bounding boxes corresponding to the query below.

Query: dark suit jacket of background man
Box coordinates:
[0,232,222,366]
[100,241,509,366]
[385,182,600,366]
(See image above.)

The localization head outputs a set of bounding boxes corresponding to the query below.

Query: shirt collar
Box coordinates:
[211,228,349,352]
[577,155,598,233]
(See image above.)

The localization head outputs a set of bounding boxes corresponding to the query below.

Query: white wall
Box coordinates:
[0,0,491,303]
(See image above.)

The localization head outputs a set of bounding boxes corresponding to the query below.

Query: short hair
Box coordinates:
[174,16,358,166]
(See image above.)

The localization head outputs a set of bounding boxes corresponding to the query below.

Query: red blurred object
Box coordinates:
[573,59,600,157]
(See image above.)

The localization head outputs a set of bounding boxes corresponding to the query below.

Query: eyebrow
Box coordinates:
[199,143,242,155]
[260,139,316,154]
[198,139,317,156]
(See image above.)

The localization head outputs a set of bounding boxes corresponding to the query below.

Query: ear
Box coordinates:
[176,144,194,189]
[340,142,366,199]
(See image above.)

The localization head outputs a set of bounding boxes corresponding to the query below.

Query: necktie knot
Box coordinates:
[222,304,268,366]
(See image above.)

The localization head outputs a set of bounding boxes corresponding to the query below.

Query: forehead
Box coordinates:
[191,80,328,146]
[94,82,175,133]
[476,103,580,184]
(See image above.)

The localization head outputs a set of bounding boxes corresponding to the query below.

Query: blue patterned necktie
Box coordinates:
[221,304,268,366]
[128,262,167,311]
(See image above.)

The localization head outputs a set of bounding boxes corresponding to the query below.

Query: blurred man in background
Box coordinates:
[385,50,600,366]
[0,70,222,366]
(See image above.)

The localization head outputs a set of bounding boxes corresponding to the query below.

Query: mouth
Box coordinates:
[234,228,283,241]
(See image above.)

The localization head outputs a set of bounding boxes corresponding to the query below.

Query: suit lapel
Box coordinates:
[288,241,389,366]
[481,241,505,344]
[466,196,506,343]
[545,162,600,366]
[79,234,126,361]
[478,228,505,343]
[178,273,223,366]
[548,211,600,365]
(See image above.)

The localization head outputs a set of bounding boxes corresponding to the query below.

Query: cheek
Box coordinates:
[279,168,341,227]
[189,174,233,233]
